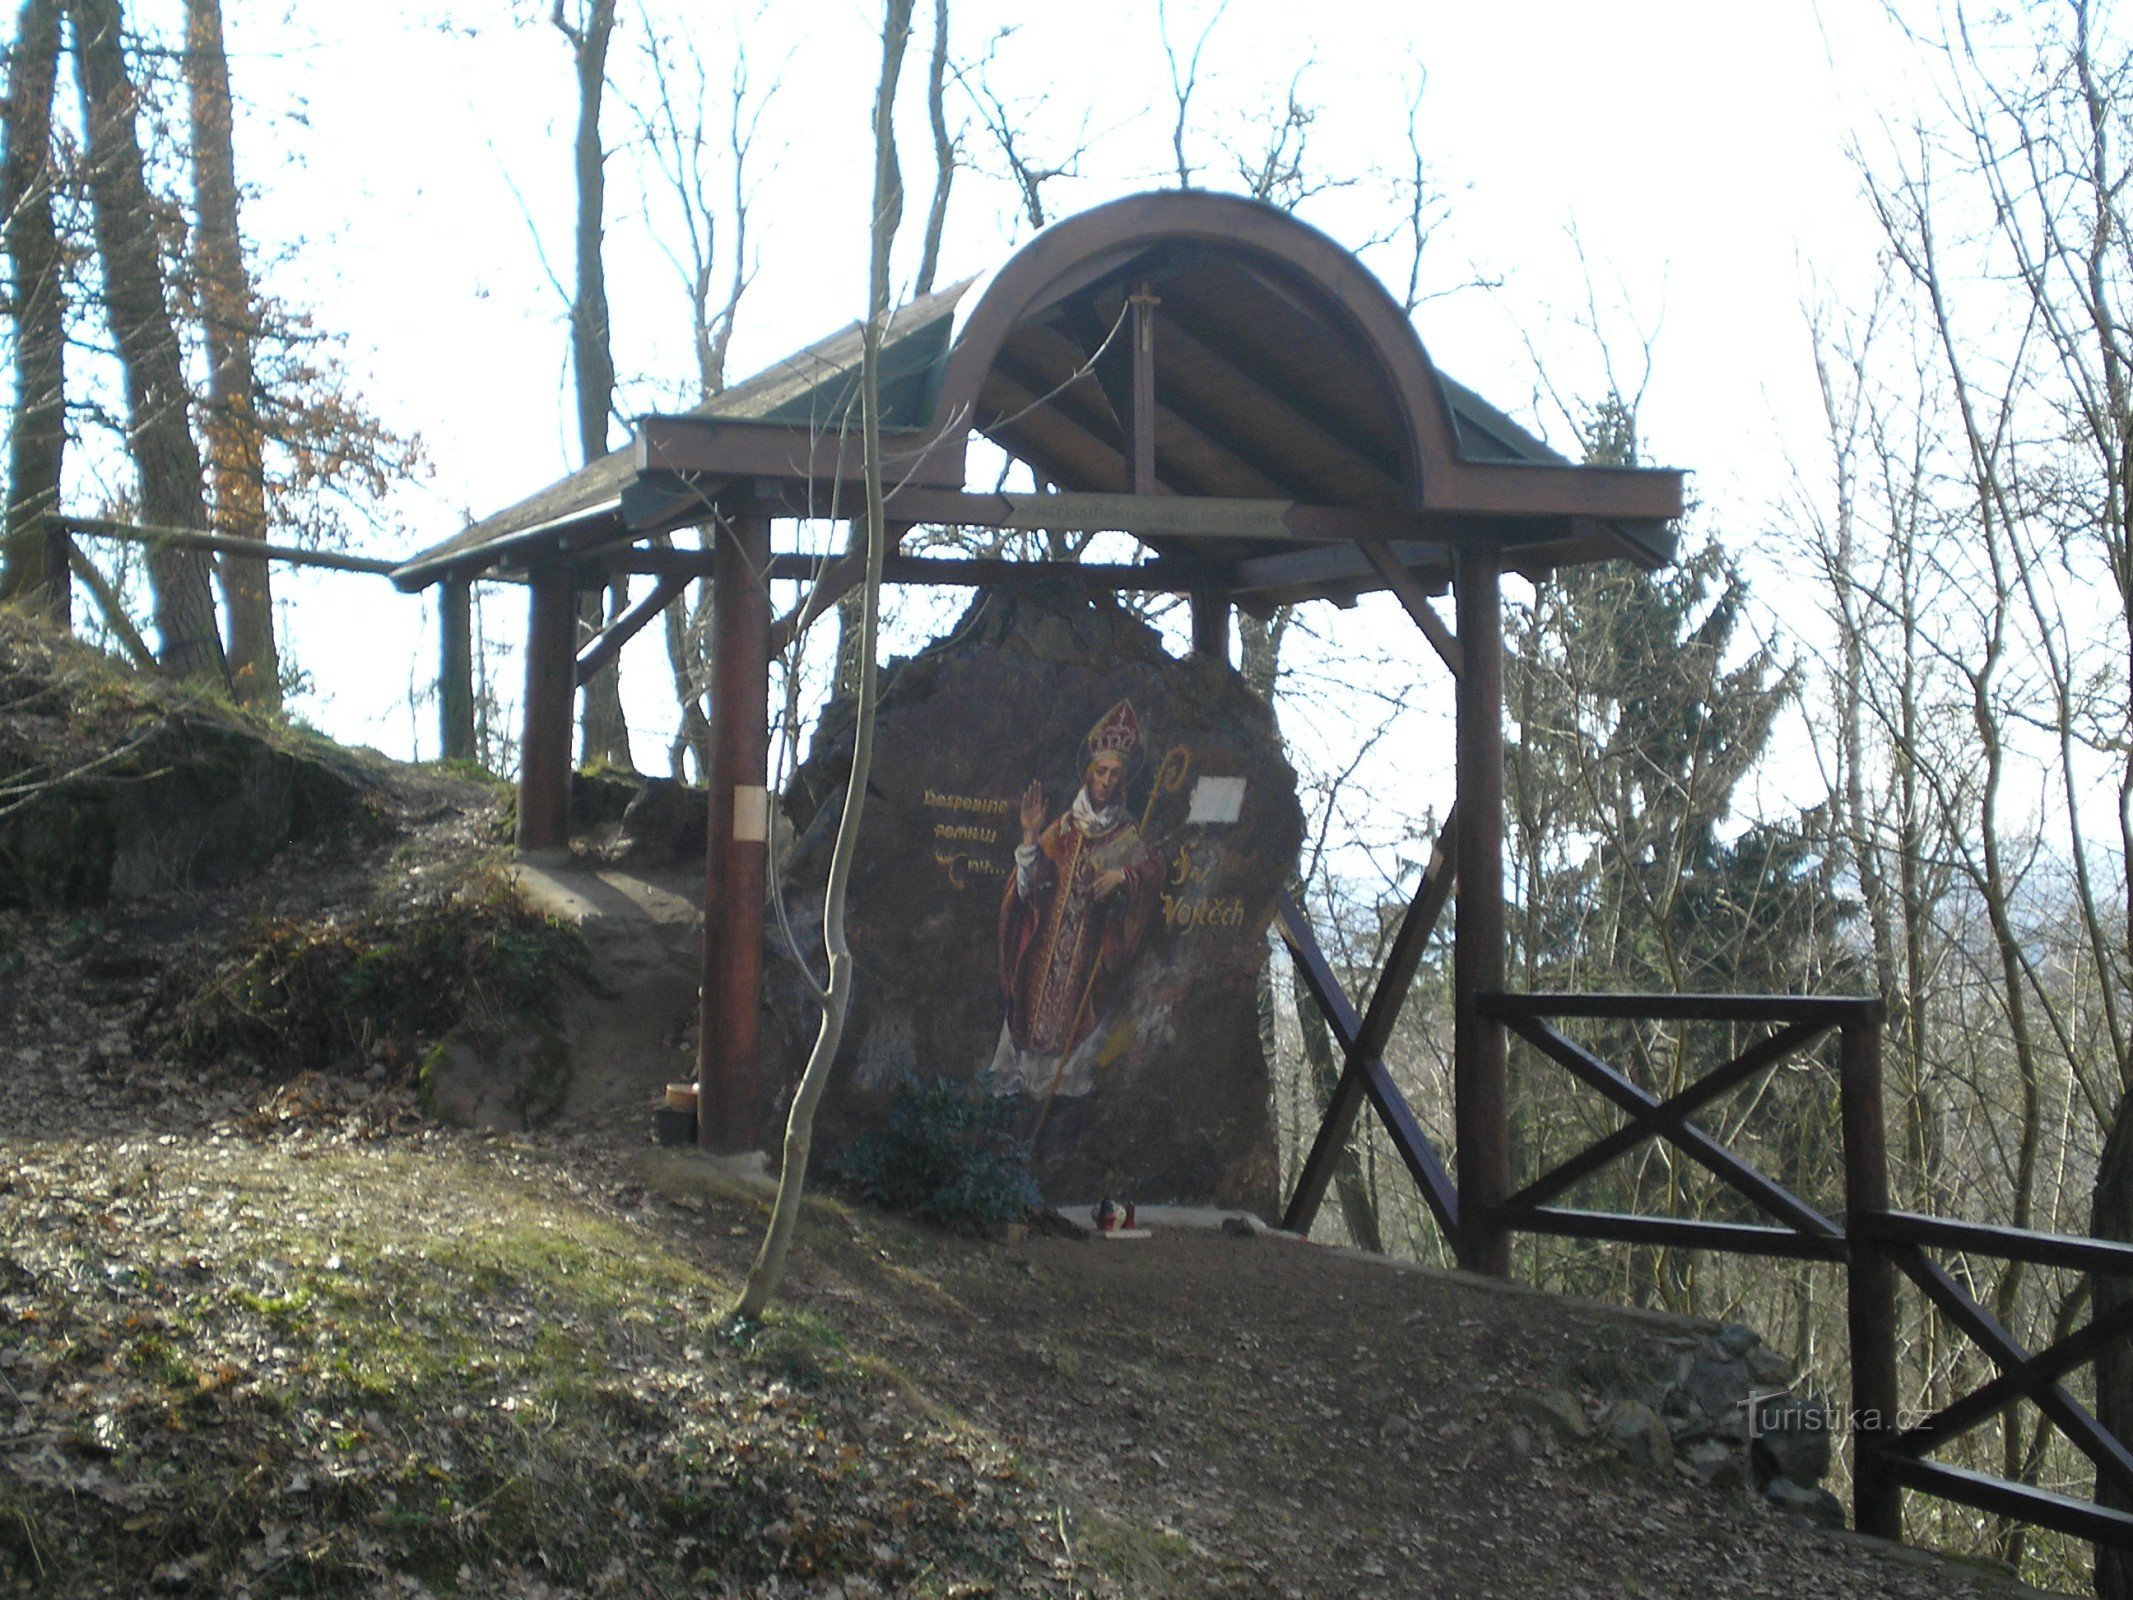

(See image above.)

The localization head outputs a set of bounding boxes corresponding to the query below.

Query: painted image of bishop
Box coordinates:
[989,698,1164,1154]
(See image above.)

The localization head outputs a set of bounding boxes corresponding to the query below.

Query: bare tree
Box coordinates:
[1156,0,1226,189]
[736,0,915,1320]
[184,0,275,704]
[913,0,954,295]
[0,0,68,622]
[553,0,633,769]
[953,31,1089,234]
[69,0,225,683]
[633,13,774,779]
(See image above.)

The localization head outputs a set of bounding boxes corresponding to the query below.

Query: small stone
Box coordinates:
[1752,1392,1834,1486]
[1715,1323,1760,1358]
[1765,1475,1847,1528]
[1680,1437,1747,1491]
[1507,1387,1592,1441]
[1221,1216,1257,1238]
[1677,1356,1750,1426]
[1746,1347,1794,1386]
[1601,1399,1674,1473]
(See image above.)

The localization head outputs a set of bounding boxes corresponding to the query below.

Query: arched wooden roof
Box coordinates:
[396,192,1683,601]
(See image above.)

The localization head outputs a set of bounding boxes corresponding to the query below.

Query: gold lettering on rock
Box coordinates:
[922,789,1016,815]
[1158,892,1247,932]
[935,849,1008,891]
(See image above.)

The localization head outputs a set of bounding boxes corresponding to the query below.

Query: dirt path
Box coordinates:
[608,1153,2065,1600]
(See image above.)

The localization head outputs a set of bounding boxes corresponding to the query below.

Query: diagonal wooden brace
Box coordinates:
[1277,816,1460,1241]
[1503,1016,1843,1244]
[1504,1019,1832,1211]
[1889,1244,2133,1506]
[1891,1292,2133,1460]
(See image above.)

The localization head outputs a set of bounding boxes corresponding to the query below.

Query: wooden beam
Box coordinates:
[777,552,1216,589]
[58,513,402,576]
[1453,544,1509,1276]
[981,362,1137,494]
[1840,1016,1902,1543]
[1890,1242,2133,1505]
[1503,1020,1834,1212]
[1190,589,1229,657]
[699,517,771,1154]
[1505,1014,1844,1242]
[768,550,865,658]
[1155,316,1406,497]
[1362,539,1461,677]
[574,572,690,686]
[1863,1210,2133,1276]
[439,575,475,763]
[1129,281,1158,495]
[1430,459,1685,522]
[1228,539,1447,600]
[635,415,966,491]
[876,488,1425,545]
[1027,313,1296,499]
[516,568,576,855]
[1276,879,1460,1242]
[1482,991,1884,1027]
[1157,297,1408,486]
[1892,1295,2133,1459]
[1284,815,1459,1237]
[1499,1207,1849,1262]
[1883,1458,2133,1551]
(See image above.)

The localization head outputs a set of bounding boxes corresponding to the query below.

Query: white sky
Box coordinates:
[191,0,1934,802]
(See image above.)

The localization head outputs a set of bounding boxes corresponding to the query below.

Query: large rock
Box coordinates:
[0,712,375,908]
[778,585,1302,1212]
[1751,1392,1834,1487]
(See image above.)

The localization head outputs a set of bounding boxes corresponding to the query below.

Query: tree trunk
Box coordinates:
[736,0,914,1320]
[184,0,276,705]
[913,0,952,296]
[0,0,68,622]
[70,0,225,683]
[555,0,631,768]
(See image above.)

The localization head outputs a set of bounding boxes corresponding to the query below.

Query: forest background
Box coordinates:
[10,0,2133,1589]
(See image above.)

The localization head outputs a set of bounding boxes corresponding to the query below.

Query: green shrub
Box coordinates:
[827,1074,1040,1232]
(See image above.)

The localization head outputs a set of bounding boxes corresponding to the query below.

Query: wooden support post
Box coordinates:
[440,574,475,765]
[1128,282,1158,495]
[515,566,576,855]
[1842,1016,1902,1541]
[1452,543,1509,1276]
[1189,589,1229,658]
[698,516,772,1153]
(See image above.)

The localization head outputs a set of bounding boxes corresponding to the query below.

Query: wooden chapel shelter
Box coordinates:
[397,189,2133,1555]
[393,189,1684,1277]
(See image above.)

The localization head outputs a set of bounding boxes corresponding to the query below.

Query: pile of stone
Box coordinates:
[1508,1320,1844,1528]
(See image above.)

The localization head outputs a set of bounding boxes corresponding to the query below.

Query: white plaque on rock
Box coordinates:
[1186,775,1247,825]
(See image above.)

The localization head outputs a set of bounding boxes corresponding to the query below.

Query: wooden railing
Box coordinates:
[1478,991,2133,1549]
[1274,922,2133,1553]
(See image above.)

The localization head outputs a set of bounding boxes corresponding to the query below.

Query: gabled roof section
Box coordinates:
[396,285,973,588]
[396,193,1684,597]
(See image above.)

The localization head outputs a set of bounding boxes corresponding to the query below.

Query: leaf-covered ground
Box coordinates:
[0,640,2083,1597]
[0,1124,1059,1598]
